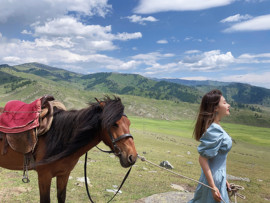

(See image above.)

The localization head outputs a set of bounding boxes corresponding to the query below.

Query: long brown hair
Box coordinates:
[193,89,222,141]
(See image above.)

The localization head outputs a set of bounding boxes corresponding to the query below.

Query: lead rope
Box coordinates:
[228,183,246,203]
[137,154,227,203]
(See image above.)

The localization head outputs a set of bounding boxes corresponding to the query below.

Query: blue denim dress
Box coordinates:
[188,123,232,203]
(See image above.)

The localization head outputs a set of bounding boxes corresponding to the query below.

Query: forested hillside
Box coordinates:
[0,62,270,127]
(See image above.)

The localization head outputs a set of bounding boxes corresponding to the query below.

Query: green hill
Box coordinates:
[157,78,270,106]
[0,62,270,127]
[81,72,201,103]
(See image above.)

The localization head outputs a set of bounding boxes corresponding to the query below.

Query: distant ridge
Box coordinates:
[152,78,231,87]
[1,62,270,106]
[81,72,201,103]
[154,77,270,106]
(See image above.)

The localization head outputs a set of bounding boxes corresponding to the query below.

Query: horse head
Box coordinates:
[98,97,137,168]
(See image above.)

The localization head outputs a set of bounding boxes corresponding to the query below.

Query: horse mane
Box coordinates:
[39,96,124,164]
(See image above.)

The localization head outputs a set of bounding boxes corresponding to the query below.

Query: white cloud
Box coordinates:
[125,15,158,25]
[114,32,142,41]
[245,0,266,2]
[21,30,32,35]
[132,50,236,77]
[180,50,235,70]
[34,16,110,38]
[0,0,111,24]
[237,52,270,64]
[134,0,235,14]
[144,62,178,75]
[238,53,270,59]
[224,14,270,32]
[130,52,177,76]
[0,38,91,64]
[2,56,21,63]
[220,14,252,23]
[0,15,142,62]
[181,76,208,80]
[34,38,74,48]
[221,72,270,88]
[106,60,141,70]
[132,52,174,65]
[0,0,143,74]
[185,50,201,54]
[0,36,142,72]
[33,16,141,43]
[181,72,270,89]
[0,21,142,68]
[157,39,168,44]
[184,36,202,42]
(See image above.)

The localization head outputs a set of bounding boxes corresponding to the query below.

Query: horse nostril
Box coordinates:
[128,155,134,164]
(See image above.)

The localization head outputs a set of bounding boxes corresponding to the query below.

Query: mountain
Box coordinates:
[194,83,270,106]
[1,63,270,127]
[13,62,83,82]
[1,62,270,107]
[156,78,270,106]
[80,72,201,103]
[153,78,230,87]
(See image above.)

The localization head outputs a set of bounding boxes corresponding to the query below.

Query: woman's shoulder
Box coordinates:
[204,123,224,138]
[208,122,224,132]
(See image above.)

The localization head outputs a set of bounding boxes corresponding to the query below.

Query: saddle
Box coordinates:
[0,95,57,155]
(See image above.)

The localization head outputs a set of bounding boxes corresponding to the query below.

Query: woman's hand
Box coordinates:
[212,186,222,202]
[226,180,231,192]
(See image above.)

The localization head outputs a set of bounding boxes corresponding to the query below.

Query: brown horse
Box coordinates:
[0,96,137,203]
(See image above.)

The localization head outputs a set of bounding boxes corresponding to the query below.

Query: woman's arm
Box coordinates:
[199,155,222,202]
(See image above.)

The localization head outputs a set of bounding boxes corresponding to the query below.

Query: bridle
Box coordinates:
[84,113,134,203]
[94,114,133,156]
[107,114,134,156]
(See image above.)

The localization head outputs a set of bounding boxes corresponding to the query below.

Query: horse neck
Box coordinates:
[42,106,104,162]
[73,135,102,159]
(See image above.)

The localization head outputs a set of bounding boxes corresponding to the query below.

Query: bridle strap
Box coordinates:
[113,133,133,143]
[95,145,113,154]
[95,133,133,155]
[108,131,133,156]
[84,151,132,203]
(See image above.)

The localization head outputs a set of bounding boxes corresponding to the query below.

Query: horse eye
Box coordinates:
[113,123,118,127]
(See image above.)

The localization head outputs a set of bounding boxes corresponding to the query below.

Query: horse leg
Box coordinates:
[56,173,70,203]
[37,172,52,203]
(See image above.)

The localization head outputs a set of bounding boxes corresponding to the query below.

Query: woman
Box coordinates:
[189,89,232,203]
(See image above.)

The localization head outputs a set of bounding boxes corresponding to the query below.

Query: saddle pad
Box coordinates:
[0,99,41,133]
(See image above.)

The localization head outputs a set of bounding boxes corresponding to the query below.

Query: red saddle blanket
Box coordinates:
[0,98,41,133]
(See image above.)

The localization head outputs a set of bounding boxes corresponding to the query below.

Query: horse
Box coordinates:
[0,96,137,203]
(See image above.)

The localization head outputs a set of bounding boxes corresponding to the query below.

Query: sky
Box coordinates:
[0,0,270,89]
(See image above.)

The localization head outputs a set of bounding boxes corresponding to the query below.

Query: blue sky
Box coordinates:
[0,0,270,88]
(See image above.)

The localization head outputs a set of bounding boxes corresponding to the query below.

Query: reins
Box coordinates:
[137,154,245,203]
[84,151,132,203]
[83,127,134,203]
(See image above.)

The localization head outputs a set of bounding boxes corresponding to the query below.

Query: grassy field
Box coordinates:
[1,64,270,202]
[0,117,269,203]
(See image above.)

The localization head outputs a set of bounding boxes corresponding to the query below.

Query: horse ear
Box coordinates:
[95,98,105,108]
[95,98,101,104]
